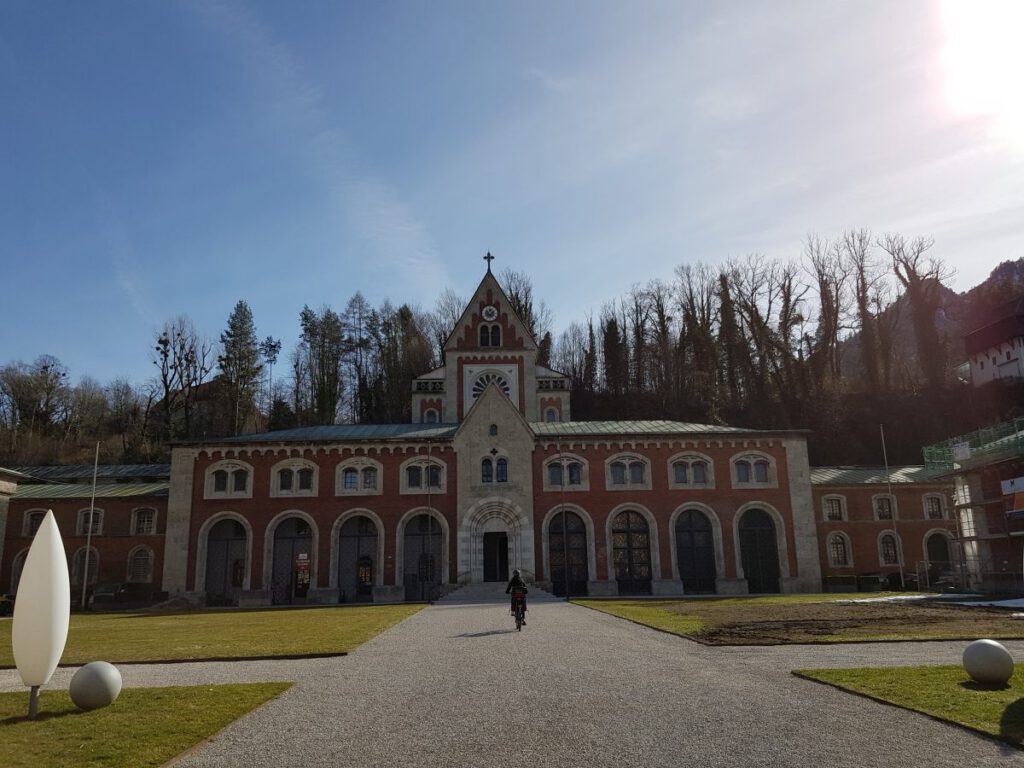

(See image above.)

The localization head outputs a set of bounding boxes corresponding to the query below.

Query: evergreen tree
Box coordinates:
[218,301,262,435]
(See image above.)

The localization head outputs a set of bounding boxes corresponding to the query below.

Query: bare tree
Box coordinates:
[152,316,214,440]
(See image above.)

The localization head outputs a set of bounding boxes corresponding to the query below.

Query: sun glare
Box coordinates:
[940,0,1024,147]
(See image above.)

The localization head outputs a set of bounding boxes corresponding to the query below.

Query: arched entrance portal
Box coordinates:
[272,517,313,605]
[612,510,652,595]
[925,532,953,588]
[338,515,378,602]
[404,514,443,601]
[461,499,533,584]
[675,509,716,594]
[205,519,247,606]
[738,509,780,594]
[548,509,589,597]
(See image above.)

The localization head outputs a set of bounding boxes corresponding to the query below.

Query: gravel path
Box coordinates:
[3,597,1023,766]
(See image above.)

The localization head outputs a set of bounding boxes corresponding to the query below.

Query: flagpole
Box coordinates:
[880,425,905,590]
[81,442,100,611]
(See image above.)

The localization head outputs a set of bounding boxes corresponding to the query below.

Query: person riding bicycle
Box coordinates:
[505,569,528,625]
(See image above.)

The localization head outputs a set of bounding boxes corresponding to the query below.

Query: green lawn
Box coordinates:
[574,594,1024,644]
[796,665,1024,747]
[0,683,291,767]
[0,604,422,666]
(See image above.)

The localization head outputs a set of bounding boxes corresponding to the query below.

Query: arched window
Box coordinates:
[407,466,422,487]
[206,461,253,498]
[362,467,377,489]
[496,458,508,483]
[733,454,775,486]
[128,547,154,583]
[132,508,157,535]
[827,533,850,567]
[77,508,103,536]
[23,510,46,537]
[879,533,900,566]
[344,468,359,490]
[489,424,498,436]
[424,409,438,424]
[70,547,99,586]
[279,468,294,491]
[568,462,582,485]
[401,459,445,492]
[923,494,945,520]
[480,325,491,347]
[481,459,493,483]
[297,468,314,491]
[670,455,714,488]
[874,495,896,521]
[545,408,558,423]
[336,459,383,496]
[490,324,501,346]
[606,455,650,490]
[753,460,769,483]
[548,463,563,486]
[736,460,751,483]
[822,496,846,522]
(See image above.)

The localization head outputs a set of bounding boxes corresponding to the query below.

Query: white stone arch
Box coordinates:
[203,459,254,499]
[824,530,854,569]
[395,506,450,586]
[541,452,590,491]
[666,451,716,489]
[460,496,533,582]
[603,453,653,491]
[70,545,100,586]
[732,502,792,580]
[269,456,319,498]
[329,508,386,588]
[540,503,597,583]
[922,527,954,564]
[820,493,848,522]
[729,450,778,488]
[921,492,947,520]
[871,492,899,520]
[76,505,105,536]
[262,509,320,590]
[668,502,725,583]
[193,511,254,593]
[605,502,662,580]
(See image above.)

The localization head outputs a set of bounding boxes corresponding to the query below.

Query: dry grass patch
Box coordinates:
[0,604,423,666]
[575,594,1024,644]
[797,665,1024,747]
[0,683,291,767]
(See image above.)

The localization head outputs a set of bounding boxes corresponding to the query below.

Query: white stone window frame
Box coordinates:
[921,492,946,520]
[335,457,384,497]
[667,451,715,490]
[76,506,104,537]
[542,453,590,492]
[826,531,854,568]
[399,455,447,495]
[126,544,155,583]
[70,545,100,586]
[479,453,511,486]
[544,407,559,423]
[423,408,440,424]
[730,451,778,489]
[22,508,48,537]
[204,460,254,500]
[270,458,319,498]
[877,530,903,567]
[821,494,847,522]
[604,453,652,492]
[872,493,898,521]
[131,507,158,536]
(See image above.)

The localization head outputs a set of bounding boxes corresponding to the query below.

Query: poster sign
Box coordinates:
[1002,476,1024,520]
[294,553,311,595]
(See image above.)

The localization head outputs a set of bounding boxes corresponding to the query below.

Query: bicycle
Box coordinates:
[510,588,526,631]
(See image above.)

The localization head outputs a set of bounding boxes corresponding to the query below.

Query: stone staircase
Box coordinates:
[437,580,562,604]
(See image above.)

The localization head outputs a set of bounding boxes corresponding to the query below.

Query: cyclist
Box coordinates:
[505,569,528,625]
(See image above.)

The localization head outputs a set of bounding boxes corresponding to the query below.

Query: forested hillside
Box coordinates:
[2,234,1022,467]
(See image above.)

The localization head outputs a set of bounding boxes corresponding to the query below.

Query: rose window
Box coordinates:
[472,372,510,400]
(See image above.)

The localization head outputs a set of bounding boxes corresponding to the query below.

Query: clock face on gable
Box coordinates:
[481,305,498,321]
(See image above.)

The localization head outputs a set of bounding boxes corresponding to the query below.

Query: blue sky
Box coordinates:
[2,0,1022,386]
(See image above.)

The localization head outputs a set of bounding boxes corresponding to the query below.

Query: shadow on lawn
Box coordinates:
[0,707,80,725]
[1000,697,1024,746]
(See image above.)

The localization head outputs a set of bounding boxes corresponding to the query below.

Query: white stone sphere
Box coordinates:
[962,639,1014,685]
[69,661,123,711]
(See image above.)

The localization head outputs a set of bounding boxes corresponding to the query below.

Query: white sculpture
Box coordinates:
[11,510,71,718]
[962,638,1014,685]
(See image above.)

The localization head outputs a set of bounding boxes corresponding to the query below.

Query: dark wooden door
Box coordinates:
[739,509,780,594]
[675,509,716,593]
[483,532,509,582]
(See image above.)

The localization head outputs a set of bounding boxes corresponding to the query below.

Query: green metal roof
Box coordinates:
[531,420,763,437]
[923,417,1024,473]
[12,464,170,482]
[810,466,943,486]
[12,482,169,500]
[213,423,460,444]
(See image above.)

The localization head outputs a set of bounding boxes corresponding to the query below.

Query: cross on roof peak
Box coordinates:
[484,252,494,272]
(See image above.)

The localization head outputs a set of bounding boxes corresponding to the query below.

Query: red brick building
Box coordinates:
[0,268,958,603]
